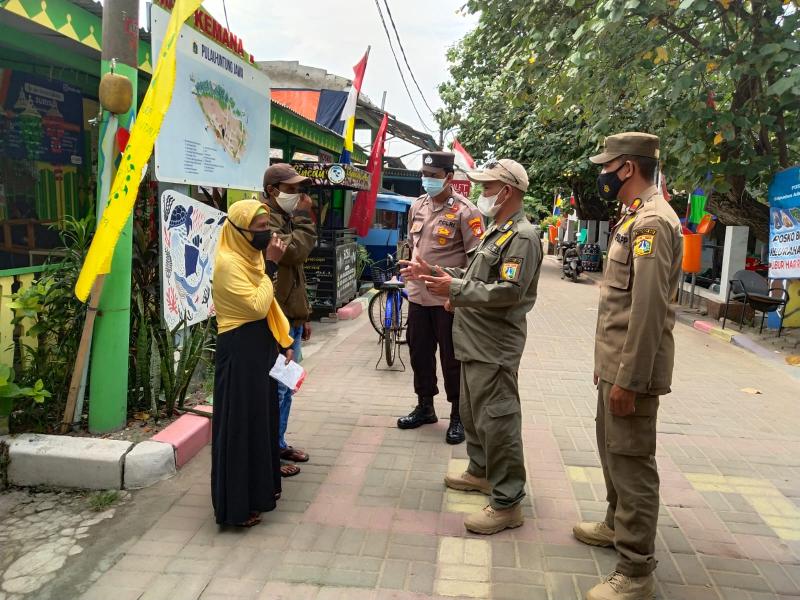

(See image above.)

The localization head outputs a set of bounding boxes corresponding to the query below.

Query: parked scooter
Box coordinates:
[561,241,583,282]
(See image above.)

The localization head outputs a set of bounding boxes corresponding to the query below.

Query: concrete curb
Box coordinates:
[677,312,800,380]
[3,434,133,490]
[3,404,214,491]
[152,405,212,468]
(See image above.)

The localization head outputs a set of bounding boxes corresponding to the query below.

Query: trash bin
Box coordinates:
[682,233,702,274]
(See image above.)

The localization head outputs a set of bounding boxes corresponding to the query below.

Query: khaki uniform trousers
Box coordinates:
[597,380,660,577]
[460,360,526,509]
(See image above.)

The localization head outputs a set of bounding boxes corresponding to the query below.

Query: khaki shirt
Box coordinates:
[407,190,483,306]
[595,186,683,395]
[445,210,543,370]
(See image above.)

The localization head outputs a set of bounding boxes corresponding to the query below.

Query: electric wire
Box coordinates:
[221,0,231,31]
[381,0,437,117]
[372,0,438,135]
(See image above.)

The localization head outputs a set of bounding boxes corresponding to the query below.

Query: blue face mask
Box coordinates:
[422,176,446,198]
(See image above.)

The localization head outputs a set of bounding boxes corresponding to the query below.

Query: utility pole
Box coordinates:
[88,0,139,433]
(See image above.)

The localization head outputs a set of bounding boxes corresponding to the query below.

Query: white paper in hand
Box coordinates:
[269,355,306,393]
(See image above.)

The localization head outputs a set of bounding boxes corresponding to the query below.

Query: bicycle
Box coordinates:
[368,255,409,369]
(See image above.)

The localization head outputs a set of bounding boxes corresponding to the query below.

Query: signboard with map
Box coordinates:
[151,5,269,190]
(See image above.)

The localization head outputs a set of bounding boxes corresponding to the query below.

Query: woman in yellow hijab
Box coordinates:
[211,199,292,527]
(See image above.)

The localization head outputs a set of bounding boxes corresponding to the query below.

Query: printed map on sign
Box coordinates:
[160,190,226,329]
[192,77,247,162]
[151,5,269,190]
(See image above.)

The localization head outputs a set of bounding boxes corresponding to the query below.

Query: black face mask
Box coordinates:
[597,163,628,200]
[230,221,271,251]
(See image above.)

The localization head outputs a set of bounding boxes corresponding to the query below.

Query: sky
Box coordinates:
[136,0,478,169]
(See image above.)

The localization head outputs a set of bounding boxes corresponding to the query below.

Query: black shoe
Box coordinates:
[397,399,438,429]
[446,415,465,445]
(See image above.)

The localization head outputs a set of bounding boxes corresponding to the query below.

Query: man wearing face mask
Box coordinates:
[401,158,542,535]
[263,163,316,476]
[398,151,484,445]
[574,133,682,600]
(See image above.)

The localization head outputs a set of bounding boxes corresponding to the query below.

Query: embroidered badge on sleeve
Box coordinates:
[633,227,657,257]
[500,258,523,282]
[468,217,484,238]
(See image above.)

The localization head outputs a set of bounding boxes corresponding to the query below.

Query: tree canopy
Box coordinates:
[439,0,800,239]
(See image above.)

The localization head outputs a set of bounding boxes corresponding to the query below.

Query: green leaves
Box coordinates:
[438,0,799,236]
[0,364,51,404]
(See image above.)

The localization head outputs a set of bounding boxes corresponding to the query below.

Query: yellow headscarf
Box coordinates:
[213,199,293,347]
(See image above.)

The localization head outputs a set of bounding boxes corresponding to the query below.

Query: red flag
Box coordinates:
[349,112,389,237]
[451,138,476,169]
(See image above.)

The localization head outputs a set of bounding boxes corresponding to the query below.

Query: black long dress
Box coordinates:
[211,319,281,525]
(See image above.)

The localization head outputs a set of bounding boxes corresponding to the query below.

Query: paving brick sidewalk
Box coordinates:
[75,258,800,600]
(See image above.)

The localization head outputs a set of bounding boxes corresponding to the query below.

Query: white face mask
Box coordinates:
[276,191,301,214]
[477,191,502,218]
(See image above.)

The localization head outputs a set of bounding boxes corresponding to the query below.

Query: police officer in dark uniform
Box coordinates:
[397,151,484,444]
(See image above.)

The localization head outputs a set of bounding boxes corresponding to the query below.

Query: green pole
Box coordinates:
[88,0,139,433]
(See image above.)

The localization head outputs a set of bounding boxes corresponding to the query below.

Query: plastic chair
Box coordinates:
[722,270,789,336]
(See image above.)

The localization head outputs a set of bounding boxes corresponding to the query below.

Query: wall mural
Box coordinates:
[159,189,225,330]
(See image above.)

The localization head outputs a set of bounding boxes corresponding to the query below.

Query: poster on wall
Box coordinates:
[151,5,269,190]
[160,189,226,329]
[768,165,800,279]
[0,69,84,165]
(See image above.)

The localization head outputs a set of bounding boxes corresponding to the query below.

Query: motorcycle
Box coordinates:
[561,241,583,283]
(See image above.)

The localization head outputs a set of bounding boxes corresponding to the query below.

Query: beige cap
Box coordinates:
[468,159,529,192]
[589,132,660,164]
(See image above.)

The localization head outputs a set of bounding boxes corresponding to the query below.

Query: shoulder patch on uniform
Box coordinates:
[633,228,657,257]
[495,230,516,249]
[500,258,523,282]
[468,217,484,238]
[619,216,636,234]
[499,219,514,232]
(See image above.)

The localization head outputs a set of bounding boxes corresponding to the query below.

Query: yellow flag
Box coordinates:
[75,0,202,301]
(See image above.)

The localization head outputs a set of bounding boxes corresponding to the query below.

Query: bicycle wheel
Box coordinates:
[396,293,410,345]
[368,290,387,337]
[384,325,397,366]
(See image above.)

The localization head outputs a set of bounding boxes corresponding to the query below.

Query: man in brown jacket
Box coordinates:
[264,163,317,476]
[573,133,682,600]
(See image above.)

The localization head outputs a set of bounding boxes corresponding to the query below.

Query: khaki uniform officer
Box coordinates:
[397,151,483,445]
[402,159,542,535]
[574,133,682,600]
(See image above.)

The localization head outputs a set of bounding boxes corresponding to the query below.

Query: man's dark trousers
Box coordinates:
[406,301,460,410]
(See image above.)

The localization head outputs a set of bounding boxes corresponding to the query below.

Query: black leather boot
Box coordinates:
[397,397,438,429]
[446,413,465,445]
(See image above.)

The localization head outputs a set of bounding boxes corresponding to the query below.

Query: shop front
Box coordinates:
[291,161,370,316]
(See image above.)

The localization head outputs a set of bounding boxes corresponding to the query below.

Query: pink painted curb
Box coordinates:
[152,405,213,468]
[337,300,363,320]
[692,320,715,333]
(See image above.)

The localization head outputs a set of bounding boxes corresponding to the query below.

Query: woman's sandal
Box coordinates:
[237,513,261,528]
[280,446,310,463]
[280,462,301,477]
